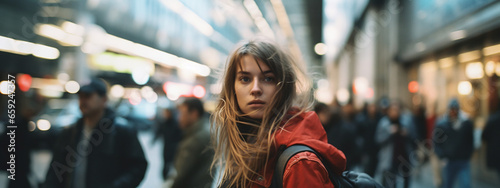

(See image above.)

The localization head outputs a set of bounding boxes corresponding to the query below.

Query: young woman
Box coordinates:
[211,39,346,188]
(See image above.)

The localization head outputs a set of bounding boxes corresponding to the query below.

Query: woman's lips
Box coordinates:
[248,100,265,107]
[248,103,265,107]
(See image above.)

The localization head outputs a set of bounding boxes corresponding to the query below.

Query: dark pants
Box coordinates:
[382,170,410,188]
[365,153,378,177]
[443,160,471,188]
[382,160,411,188]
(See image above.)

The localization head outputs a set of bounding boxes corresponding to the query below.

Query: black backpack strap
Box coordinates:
[274,145,384,188]
[274,145,317,188]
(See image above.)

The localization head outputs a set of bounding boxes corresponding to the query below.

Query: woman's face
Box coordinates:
[234,55,278,119]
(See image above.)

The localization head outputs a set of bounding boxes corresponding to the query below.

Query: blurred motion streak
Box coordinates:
[244,0,274,38]
[158,0,234,49]
[160,0,214,37]
[483,43,500,56]
[439,57,454,69]
[270,0,293,38]
[35,23,84,46]
[458,50,481,63]
[0,35,60,59]
[88,33,211,77]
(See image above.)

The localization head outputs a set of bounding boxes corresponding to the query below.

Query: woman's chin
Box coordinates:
[247,111,264,120]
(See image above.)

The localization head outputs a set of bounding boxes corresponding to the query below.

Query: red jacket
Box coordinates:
[251,111,346,188]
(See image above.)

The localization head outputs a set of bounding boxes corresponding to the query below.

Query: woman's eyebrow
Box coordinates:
[236,71,251,75]
[261,70,274,75]
[237,70,273,75]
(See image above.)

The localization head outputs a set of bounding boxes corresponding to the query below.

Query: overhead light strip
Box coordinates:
[160,0,214,37]
[270,0,294,38]
[34,22,84,46]
[86,33,211,77]
[0,35,60,60]
[159,0,234,51]
[243,0,274,38]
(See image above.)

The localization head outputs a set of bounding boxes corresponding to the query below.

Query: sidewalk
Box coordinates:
[408,148,500,188]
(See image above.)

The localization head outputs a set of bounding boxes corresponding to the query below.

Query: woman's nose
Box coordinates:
[250,79,262,96]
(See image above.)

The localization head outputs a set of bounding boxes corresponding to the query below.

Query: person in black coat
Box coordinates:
[482,100,500,180]
[327,102,361,170]
[434,99,474,188]
[356,102,381,177]
[152,107,182,180]
[42,79,147,188]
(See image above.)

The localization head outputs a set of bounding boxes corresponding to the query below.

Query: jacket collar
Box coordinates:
[76,108,116,132]
[183,117,205,137]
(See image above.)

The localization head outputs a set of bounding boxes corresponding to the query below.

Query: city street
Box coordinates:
[2,0,500,187]
[0,130,491,188]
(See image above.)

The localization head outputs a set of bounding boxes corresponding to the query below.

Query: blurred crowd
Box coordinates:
[314,96,500,188]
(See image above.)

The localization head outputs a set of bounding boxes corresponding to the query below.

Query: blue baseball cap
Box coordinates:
[448,98,460,110]
[78,78,107,96]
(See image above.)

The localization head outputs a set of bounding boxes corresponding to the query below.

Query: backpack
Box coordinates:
[274,145,383,188]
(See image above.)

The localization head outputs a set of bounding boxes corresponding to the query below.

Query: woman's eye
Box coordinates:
[264,77,275,82]
[240,77,250,82]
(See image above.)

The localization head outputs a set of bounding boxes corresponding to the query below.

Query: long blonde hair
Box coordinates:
[211,39,314,188]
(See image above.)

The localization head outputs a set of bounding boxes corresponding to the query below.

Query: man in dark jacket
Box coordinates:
[434,99,474,188]
[482,100,500,180]
[171,97,213,188]
[43,78,148,188]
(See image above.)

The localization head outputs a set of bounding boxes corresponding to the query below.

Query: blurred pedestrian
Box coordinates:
[328,102,361,170]
[426,103,438,144]
[412,105,427,145]
[482,99,500,180]
[434,99,474,188]
[211,39,346,188]
[410,104,428,178]
[152,107,182,180]
[42,78,148,188]
[314,102,331,129]
[170,97,213,188]
[426,103,443,187]
[378,96,391,117]
[356,102,381,176]
[376,102,412,188]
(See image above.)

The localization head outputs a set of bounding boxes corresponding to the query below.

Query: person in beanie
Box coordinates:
[434,98,474,188]
[43,78,148,188]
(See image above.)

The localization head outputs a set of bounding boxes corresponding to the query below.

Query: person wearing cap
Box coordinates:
[42,78,148,188]
[433,98,474,188]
